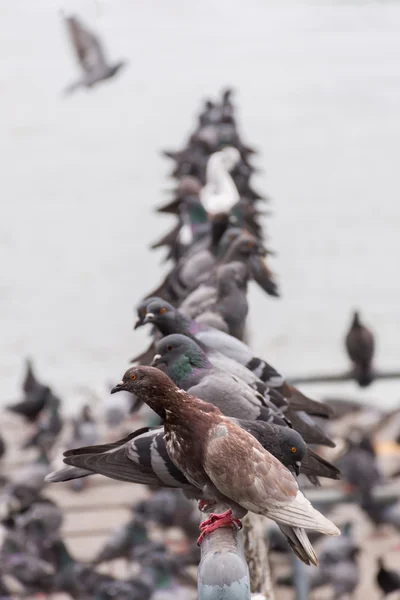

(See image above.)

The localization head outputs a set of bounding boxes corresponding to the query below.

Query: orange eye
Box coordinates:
[291,447,297,453]
[130,373,137,381]
[247,241,254,249]
[160,307,167,314]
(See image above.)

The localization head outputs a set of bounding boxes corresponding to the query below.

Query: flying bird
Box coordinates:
[63,15,126,94]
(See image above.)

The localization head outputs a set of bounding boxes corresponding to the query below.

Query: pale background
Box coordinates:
[1,0,399,408]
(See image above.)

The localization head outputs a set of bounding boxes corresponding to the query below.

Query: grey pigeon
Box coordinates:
[140,298,334,421]
[151,333,334,446]
[64,15,126,94]
[181,261,249,339]
[91,516,148,565]
[337,433,382,503]
[152,334,288,424]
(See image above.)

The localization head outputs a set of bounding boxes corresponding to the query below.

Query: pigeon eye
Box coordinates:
[247,241,254,249]
[160,307,167,314]
[130,373,137,381]
[291,447,297,453]
[167,345,173,351]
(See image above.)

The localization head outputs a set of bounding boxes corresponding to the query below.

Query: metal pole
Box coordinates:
[198,503,251,600]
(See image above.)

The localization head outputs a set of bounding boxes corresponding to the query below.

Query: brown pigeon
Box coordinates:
[111,366,340,565]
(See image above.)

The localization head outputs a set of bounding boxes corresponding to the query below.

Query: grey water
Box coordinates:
[1,0,399,409]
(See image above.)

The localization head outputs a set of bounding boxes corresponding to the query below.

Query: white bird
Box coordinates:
[200,147,241,215]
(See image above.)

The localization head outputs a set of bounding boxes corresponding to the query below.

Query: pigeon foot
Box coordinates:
[197,509,242,545]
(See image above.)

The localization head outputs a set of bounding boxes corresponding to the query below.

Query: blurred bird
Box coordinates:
[63,15,126,94]
[91,517,148,566]
[345,310,375,387]
[376,557,400,596]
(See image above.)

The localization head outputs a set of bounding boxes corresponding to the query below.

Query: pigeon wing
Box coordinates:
[65,16,107,74]
[203,421,339,535]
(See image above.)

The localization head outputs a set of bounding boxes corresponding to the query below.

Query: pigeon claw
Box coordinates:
[197,509,242,545]
[198,499,216,512]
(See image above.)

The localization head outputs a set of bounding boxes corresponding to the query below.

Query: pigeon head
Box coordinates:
[111,366,180,418]
[134,297,163,329]
[152,334,211,381]
[224,233,266,263]
[219,146,241,172]
[143,299,191,336]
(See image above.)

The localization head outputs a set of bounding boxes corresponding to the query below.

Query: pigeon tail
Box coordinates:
[280,525,319,566]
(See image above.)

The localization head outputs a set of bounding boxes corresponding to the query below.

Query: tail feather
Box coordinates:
[45,465,92,483]
[279,525,318,566]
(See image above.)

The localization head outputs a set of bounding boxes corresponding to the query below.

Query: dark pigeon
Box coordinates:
[376,558,400,596]
[345,310,375,387]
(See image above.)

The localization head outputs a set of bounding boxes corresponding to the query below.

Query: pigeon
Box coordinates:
[63,15,126,94]
[152,334,288,424]
[151,333,334,447]
[376,558,400,596]
[48,411,340,498]
[7,385,53,423]
[133,489,199,540]
[345,310,375,387]
[110,366,340,565]
[22,398,63,451]
[140,299,334,421]
[361,496,400,532]
[46,538,104,599]
[68,404,98,450]
[181,261,249,339]
[0,434,6,462]
[91,516,148,565]
[337,433,382,503]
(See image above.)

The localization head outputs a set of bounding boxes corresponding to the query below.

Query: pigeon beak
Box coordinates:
[256,246,267,257]
[111,380,126,394]
[133,317,143,330]
[151,354,162,367]
[143,312,155,325]
[294,461,301,477]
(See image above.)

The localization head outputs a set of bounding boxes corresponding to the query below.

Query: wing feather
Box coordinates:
[203,421,339,536]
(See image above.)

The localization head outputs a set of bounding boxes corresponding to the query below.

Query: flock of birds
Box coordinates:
[1,15,399,597]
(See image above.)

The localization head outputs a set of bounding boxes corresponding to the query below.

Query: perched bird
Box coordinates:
[68,404,98,450]
[22,398,63,451]
[0,434,6,462]
[63,15,126,94]
[91,517,148,566]
[134,489,199,540]
[152,334,289,424]
[140,299,334,421]
[181,261,249,339]
[200,147,240,215]
[345,310,375,387]
[337,433,382,503]
[48,411,340,498]
[110,366,340,565]
[7,385,52,424]
[376,558,400,596]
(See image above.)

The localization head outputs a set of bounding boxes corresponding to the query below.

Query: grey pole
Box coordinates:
[198,503,251,600]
